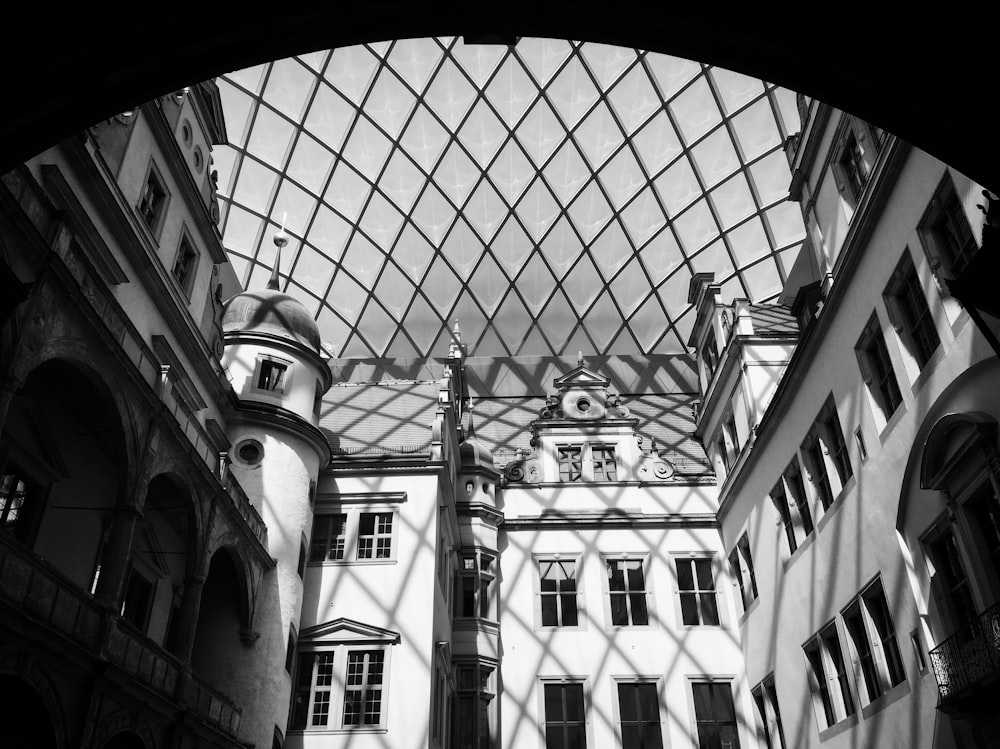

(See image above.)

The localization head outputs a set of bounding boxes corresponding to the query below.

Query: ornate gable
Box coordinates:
[298,618,401,644]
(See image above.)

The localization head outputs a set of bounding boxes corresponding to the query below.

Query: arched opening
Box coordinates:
[119,473,198,651]
[0,358,127,592]
[0,675,59,749]
[100,731,146,749]
[192,548,248,685]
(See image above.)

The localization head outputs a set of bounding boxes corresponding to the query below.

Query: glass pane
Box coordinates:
[701,593,720,625]
[636,684,659,721]
[695,559,715,590]
[542,595,559,626]
[681,593,700,625]
[611,592,629,625]
[545,684,564,720]
[562,595,579,626]
[564,684,585,721]
[630,594,649,625]
[618,684,638,721]
[677,560,694,590]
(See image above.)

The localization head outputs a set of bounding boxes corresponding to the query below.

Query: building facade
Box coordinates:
[1,76,999,749]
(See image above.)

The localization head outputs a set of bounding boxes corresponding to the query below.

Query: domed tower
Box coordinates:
[220,229,332,747]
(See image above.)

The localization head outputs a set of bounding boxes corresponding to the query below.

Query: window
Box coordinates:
[357,512,393,559]
[172,235,199,296]
[0,464,36,542]
[884,253,940,370]
[802,398,853,511]
[606,556,649,626]
[803,624,854,729]
[676,557,719,626]
[784,461,813,536]
[751,677,786,749]
[919,176,978,279]
[691,681,740,749]
[841,579,906,705]
[256,357,289,393]
[729,532,758,612]
[837,130,869,204]
[543,681,586,749]
[616,681,662,749]
[456,549,496,620]
[966,481,1000,584]
[309,508,398,564]
[538,558,580,627]
[856,317,902,422]
[770,479,797,555]
[432,645,452,746]
[558,445,583,483]
[716,409,740,475]
[770,460,814,557]
[925,523,977,637]
[286,626,297,673]
[455,660,495,749]
[591,446,617,481]
[137,165,168,234]
[290,648,387,730]
[701,329,720,383]
[120,566,154,631]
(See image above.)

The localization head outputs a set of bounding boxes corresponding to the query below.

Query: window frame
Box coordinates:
[751,676,786,749]
[802,622,855,730]
[602,554,653,628]
[137,160,170,238]
[673,554,722,628]
[555,442,620,483]
[855,315,903,426]
[729,531,758,614]
[171,230,200,298]
[535,555,583,629]
[688,678,743,749]
[840,577,906,708]
[922,518,978,638]
[453,658,497,749]
[883,250,941,372]
[613,677,664,749]
[309,499,403,566]
[253,353,293,395]
[539,677,590,749]
[918,174,979,281]
[290,645,392,732]
[455,548,497,622]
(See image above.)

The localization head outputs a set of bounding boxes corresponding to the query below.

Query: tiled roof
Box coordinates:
[748,304,799,336]
[319,380,443,456]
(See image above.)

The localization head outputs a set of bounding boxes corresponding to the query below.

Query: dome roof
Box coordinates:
[222,288,321,352]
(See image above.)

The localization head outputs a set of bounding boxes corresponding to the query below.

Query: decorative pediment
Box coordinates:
[298,617,401,644]
[552,365,610,391]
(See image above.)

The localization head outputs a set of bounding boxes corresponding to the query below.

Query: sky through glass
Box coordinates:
[214,37,805,359]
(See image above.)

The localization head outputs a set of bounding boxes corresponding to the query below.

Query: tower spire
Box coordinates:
[269,223,289,291]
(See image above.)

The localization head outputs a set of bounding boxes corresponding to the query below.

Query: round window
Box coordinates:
[235,438,264,466]
[576,397,592,413]
[180,120,193,147]
[193,146,204,173]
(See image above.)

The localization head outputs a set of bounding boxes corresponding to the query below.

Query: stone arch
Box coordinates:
[920,412,998,492]
[0,671,62,749]
[92,711,157,749]
[141,469,205,573]
[191,545,255,683]
[1,355,131,591]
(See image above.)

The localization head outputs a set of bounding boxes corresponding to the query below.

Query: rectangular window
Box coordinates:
[803,638,836,728]
[309,508,397,564]
[729,532,758,612]
[842,579,906,705]
[286,626,297,673]
[456,550,496,621]
[770,479,797,555]
[558,446,583,483]
[539,559,579,627]
[803,438,833,511]
[784,461,814,536]
[884,254,940,370]
[592,446,617,481]
[919,176,978,278]
[0,466,33,541]
[172,235,198,295]
[606,557,649,626]
[617,682,662,749]
[676,557,719,626]
[357,512,393,559]
[137,166,168,234]
[691,681,741,749]
[310,514,347,562]
[455,661,495,749]
[925,524,977,636]
[856,318,902,421]
[751,677,786,749]
[838,130,869,204]
[121,567,154,632]
[343,650,384,726]
[702,329,720,382]
[544,682,586,749]
[257,359,288,392]
[966,482,1000,584]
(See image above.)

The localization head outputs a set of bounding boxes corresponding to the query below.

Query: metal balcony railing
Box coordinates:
[929,600,1000,703]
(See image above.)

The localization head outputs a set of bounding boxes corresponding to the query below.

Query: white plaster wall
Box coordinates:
[292,472,442,749]
[718,146,989,749]
[499,519,753,749]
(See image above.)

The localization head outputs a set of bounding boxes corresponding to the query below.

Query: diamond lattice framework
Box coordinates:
[214,37,806,359]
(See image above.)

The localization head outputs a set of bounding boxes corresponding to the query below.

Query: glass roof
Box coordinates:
[214,38,805,359]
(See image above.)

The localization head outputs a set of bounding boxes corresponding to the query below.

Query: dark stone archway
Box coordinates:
[2,6,996,191]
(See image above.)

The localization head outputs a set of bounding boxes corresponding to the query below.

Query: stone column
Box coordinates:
[93,504,142,606]
[171,573,206,664]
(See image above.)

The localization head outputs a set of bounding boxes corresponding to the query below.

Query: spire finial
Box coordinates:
[269,220,288,291]
[577,350,584,366]
[453,318,462,342]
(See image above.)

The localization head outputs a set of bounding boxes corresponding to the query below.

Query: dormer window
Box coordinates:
[137,163,168,236]
[557,443,619,483]
[592,445,617,481]
[558,445,583,483]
